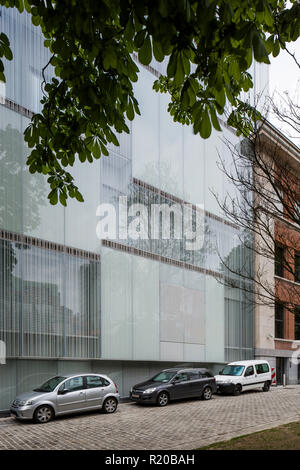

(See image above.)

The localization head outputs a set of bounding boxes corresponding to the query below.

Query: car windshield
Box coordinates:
[33,376,66,392]
[220,365,245,376]
[151,371,177,383]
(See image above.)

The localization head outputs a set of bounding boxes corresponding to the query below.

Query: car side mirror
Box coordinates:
[171,378,179,384]
[58,388,69,395]
[219,371,223,375]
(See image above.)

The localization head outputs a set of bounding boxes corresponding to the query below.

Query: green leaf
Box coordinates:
[49,189,58,205]
[4,47,13,61]
[208,105,222,132]
[167,51,178,77]
[199,107,212,139]
[252,34,270,64]
[153,40,164,62]
[126,99,135,120]
[75,190,84,202]
[138,34,152,65]
[273,38,280,57]
[92,139,101,159]
[214,88,226,108]
[134,29,147,49]
[31,15,40,26]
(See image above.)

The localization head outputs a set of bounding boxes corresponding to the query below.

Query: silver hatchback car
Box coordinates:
[10,373,120,424]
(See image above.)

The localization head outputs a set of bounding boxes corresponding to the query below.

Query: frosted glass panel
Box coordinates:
[57,360,92,375]
[0,239,22,356]
[160,341,184,362]
[205,276,225,363]
[159,93,184,199]
[203,128,223,216]
[183,343,205,362]
[64,256,101,358]
[132,256,159,360]
[0,107,23,234]
[21,245,64,358]
[160,283,184,343]
[16,359,57,394]
[183,125,205,205]
[0,359,16,411]
[132,66,159,187]
[0,9,51,114]
[101,248,132,359]
[183,288,205,344]
[21,116,64,244]
[65,158,101,253]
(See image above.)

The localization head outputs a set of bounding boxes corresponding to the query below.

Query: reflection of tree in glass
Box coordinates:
[108,180,210,268]
[220,235,253,283]
[0,124,46,233]
[0,125,46,349]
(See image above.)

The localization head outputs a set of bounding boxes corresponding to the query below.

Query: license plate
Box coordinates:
[132,394,139,398]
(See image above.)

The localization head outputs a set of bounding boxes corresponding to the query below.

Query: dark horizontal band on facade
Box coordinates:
[0,229,101,261]
[0,97,34,119]
[132,53,161,78]
[0,229,224,281]
[133,177,239,229]
[102,239,223,280]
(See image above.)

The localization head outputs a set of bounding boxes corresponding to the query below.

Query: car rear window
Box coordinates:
[201,371,213,378]
[86,375,109,388]
[188,371,200,380]
[255,363,270,374]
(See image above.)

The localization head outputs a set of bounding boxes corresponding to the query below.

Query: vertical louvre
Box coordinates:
[0,240,21,356]
[0,234,101,359]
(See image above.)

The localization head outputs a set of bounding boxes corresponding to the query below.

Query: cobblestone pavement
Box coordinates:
[1,386,300,450]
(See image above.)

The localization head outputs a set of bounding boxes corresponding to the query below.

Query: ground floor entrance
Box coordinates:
[276,357,285,385]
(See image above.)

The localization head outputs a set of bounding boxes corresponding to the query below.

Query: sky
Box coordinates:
[268,38,300,146]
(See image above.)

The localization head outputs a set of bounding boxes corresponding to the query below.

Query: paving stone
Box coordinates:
[0,386,300,450]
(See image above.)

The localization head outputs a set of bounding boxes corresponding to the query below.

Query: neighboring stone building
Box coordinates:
[254,122,300,385]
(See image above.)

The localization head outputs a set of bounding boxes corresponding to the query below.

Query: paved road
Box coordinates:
[0,386,300,450]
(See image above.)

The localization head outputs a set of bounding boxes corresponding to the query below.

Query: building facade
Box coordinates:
[0,9,265,411]
[254,123,300,384]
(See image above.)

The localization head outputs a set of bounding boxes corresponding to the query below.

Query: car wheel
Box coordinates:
[202,386,212,400]
[157,391,169,407]
[262,381,270,392]
[233,384,242,396]
[103,397,118,414]
[33,405,54,424]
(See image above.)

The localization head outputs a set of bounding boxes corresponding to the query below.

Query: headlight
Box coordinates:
[143,387,156,394]
[19,400,33,406]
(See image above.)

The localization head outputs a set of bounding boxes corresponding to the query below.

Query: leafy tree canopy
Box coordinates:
[0,0,299,205]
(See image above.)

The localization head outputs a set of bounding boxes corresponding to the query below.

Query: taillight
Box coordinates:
[114,383,119,393]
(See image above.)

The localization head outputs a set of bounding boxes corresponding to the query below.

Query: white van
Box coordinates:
[215,360,272,396]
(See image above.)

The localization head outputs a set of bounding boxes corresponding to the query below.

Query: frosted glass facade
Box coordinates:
[0,8,265,410]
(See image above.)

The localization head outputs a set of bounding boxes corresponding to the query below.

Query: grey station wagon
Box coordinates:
[130,368,217,406]
[10,373,120,423]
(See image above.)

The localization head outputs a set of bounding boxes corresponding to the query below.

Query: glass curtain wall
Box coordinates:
[0,8,254,365]
[0,235,101,359]
[99,59,254,363]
